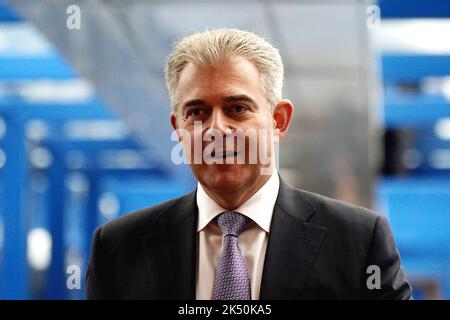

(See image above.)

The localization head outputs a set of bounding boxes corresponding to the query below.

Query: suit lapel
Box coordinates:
[260,178,327,299]
[140,190,198,299]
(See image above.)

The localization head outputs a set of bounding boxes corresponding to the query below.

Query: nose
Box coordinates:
[206,108,232,137]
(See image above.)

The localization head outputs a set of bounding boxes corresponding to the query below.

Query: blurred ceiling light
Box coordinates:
[429,149,450,169]
[25,119,49,141]
[65,172,89,194]
[19,79,94,104]
[0,117,6,139]
[97,149,147,169]
[27,228,52,271]
[443,80,450,101]
[0,22,52,57]
[98,193,120,219]
[65,248,83,273]
[435,118,450,140]
[29,147,53,169]
[402,148,423,169]
[64,120,129,140]
[421,76,450,101]
[374,19,450,54]
[0,148,6,169]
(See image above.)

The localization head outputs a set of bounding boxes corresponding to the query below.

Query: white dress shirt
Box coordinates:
[195,169,280,300]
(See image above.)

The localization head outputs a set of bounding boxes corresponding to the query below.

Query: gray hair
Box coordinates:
[165,28,284,113]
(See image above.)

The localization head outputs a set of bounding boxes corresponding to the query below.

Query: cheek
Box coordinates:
[179,126,202,148]
[255,122,274,159]
[177,129,196,164]
[254,119,273,142]
[181,129,210,165]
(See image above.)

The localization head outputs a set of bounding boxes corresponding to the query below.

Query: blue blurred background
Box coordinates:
[0,0,449,299]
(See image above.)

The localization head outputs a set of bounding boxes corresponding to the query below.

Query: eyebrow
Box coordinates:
[182,99,208,109]
[223,95,257,105]
[181,94,257,110]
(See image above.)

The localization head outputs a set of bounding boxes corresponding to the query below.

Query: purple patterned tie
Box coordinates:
[212,211,252,300]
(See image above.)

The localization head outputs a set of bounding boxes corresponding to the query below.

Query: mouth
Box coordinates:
[207,151,239,159]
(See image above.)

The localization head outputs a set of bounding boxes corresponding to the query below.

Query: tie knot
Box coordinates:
[216,211,251,237]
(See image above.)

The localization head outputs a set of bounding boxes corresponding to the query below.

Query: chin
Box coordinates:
[199,165,250,192]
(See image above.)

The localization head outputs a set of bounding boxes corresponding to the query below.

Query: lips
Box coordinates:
[208,150,238,159]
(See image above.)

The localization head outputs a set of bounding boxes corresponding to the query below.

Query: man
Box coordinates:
[86,28,412,300]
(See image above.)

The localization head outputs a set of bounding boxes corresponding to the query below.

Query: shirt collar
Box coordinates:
[196,168,280,233]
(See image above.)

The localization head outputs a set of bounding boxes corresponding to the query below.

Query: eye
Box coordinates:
[186,108,206,117]
[231,105,247,113]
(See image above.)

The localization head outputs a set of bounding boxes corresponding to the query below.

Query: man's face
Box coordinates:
[171,56,276,195]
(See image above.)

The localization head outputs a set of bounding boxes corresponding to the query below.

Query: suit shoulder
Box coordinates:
[292,188,387,268]
[296,188,380,231]
[97,192,190,244]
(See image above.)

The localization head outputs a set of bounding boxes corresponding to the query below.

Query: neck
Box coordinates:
[202,168,274,210]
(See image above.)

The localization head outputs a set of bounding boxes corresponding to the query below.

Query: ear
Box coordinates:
[170,112,182,141]
[272,99,294,143]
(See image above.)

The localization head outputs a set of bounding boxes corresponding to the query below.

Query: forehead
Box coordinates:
[175,56,265,106]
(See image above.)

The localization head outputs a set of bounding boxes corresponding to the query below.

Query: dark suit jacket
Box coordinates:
[86,177,413,299]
